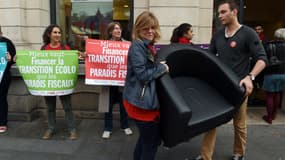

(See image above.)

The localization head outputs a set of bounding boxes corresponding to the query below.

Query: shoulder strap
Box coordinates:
[272,43,276,56]
[268,43,275,57]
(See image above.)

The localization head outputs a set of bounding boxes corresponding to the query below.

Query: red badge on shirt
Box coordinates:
[230,41,237,48]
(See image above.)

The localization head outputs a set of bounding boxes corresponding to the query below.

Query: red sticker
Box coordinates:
[230,41,237,48]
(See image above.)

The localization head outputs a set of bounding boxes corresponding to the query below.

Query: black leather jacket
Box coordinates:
[123,40,167,110]
[264,40,285,74]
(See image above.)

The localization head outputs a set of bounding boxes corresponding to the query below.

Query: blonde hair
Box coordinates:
[132,11,161,43]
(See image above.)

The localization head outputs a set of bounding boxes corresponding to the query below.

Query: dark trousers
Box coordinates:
[0,73,11,126]
[44,95,76,132]
[134,120,161,160]
[104,86,129,131]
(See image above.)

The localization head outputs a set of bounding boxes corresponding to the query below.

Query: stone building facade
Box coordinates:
[2,0,283,121]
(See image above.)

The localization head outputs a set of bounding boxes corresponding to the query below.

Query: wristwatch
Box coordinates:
[248,73,255,81]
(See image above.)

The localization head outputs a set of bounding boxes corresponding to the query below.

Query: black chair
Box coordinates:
[156,44,245,148]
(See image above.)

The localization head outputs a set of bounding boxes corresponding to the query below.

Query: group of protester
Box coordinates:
[1,0,285,160]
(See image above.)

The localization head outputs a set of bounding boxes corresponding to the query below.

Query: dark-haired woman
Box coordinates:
[170,23,194,44]
[41,24,78,140]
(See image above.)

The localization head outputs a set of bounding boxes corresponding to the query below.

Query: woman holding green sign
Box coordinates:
[40,24,78,140]
[0,25,16,133]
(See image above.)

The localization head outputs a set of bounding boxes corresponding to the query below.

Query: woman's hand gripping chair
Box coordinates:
[156,44,245,148]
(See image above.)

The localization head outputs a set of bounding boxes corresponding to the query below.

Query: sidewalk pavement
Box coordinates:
[0,108,285,160]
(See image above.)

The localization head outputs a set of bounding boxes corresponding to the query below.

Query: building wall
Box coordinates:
[134,0,214,44]
[1,0,103,121]
[0,0,50,121]
[2,0,218,121]
[0,0,50,50]
[1,0,214,54]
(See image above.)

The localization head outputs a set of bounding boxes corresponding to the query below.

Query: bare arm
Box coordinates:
[239,59,266,96]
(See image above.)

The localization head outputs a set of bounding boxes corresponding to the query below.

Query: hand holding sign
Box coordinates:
[6,52,11,62]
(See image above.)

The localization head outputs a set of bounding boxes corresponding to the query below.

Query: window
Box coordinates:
[54,0,132,51]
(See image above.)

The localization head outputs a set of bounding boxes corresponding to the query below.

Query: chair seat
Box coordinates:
[173,77,233,125]
[174,76,234,139]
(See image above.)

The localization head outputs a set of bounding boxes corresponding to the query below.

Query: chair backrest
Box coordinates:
[158,44,245,107]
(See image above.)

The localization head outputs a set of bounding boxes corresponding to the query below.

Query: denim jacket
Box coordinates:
[123,40,167,110]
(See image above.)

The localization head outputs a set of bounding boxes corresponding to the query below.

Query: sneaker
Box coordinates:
[69,131,78,140]
[0,126,7,133]
[192,155,203,160]
[231,154,244,160]
[102,131,111,139]
[123,128,133,135]
[42,130,54,140]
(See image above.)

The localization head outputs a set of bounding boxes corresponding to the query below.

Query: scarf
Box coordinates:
[178,37,190,44]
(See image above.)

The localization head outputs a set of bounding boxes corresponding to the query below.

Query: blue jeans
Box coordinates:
[134,120,161,160]
[104,86,129,131]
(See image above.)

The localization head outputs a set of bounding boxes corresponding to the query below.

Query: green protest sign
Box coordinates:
[16,50,78,96]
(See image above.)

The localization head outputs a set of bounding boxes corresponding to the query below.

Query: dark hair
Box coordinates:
[106,22,122,40]
[255,24,263,28]
[218,0,239,12]
[42,24,62,45]
[170,23,192,43]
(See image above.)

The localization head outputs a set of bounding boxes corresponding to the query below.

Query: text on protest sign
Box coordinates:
[85,39,130,86]
[16,50,78,96]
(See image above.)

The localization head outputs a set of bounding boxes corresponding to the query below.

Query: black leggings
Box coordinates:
[0,74,11,126]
